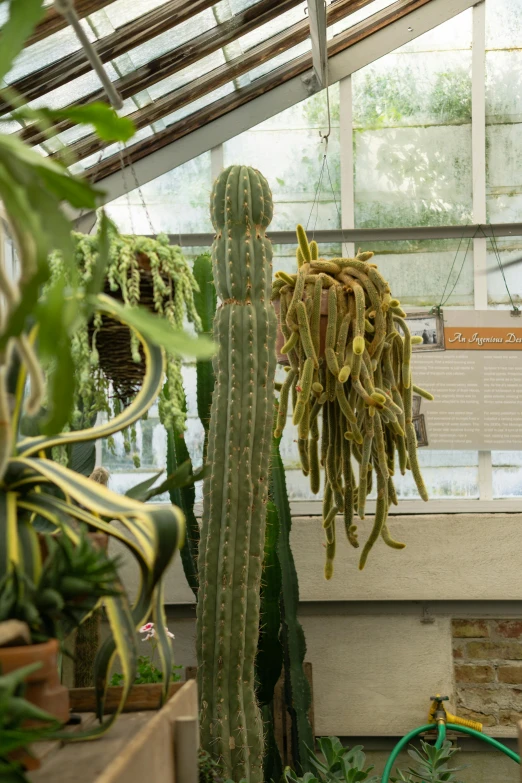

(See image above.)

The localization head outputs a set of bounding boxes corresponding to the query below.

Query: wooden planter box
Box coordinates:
[28,680,198,783]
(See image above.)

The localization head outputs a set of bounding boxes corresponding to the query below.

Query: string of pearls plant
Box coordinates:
[49,228,201,464]
[271,226,433,576]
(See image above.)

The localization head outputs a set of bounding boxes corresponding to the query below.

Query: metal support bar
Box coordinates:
[152,223,522,249]
[307,0,328,89]
[54,0,123,110]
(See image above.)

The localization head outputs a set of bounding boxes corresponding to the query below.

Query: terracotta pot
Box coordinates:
[0,639,69,724]
[37,531,108,562]
[274,291,329,365]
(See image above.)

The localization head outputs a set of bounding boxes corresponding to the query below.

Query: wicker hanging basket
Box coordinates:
[89,252,171,403]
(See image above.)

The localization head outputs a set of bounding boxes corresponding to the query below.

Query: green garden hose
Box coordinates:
[381,722,520,783]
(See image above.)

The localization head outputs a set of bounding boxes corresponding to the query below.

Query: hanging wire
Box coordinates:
[126,144,156,236]
[479,224,520,314]
[118,143,136,236]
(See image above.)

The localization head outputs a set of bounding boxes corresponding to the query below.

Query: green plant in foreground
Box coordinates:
[0,531,120,643]
[0,663,60,783]
[284,737,465,783]
[390,741,465,783]
[196,165,277,783]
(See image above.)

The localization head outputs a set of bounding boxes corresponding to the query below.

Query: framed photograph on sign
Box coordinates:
[402,310,445,351]
[413,414,428,447]
[412,394,421,417]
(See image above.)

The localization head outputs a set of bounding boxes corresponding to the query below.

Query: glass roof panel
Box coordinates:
[5,22,96,83]
[144,49,227,100]
[247,40,311,81]
[90,0,174,30]
[239,2,307,52]
[26,62,121,111]
[108,8,218,72]
[328,0,397,38]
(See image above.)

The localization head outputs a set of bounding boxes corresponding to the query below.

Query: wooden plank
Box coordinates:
[69,682,185,714]
[28,682,198,783]
[26,0,115,48]
[0,0,217,116]
[28,712,153,783]
[93,680,198,783]
[57,0,376,164]
[82,0,434,184]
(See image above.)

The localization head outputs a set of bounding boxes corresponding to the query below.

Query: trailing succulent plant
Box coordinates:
[272,227,433,575]
[196,165,277,783]
[48,224,201,464]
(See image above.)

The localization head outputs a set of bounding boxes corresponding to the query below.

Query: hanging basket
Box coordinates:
[89,252,171,403]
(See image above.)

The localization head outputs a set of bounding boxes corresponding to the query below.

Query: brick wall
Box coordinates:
[452,618,522,727]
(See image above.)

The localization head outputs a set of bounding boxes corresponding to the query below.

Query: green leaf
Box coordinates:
[125,470,164,501]
[15,104,136,143]
[85,210,112,297]
[148,462,208,500]
[0,0,44,82]
[93,295,215,359]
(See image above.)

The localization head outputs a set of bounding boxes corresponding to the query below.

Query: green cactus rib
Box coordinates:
[197,165,276,783]
[271,421,314,775]
[271,225,433,576]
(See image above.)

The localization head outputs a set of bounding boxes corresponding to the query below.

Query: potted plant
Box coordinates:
[271,226,434,575]
[47,223,202,465]
[0,532,120,722]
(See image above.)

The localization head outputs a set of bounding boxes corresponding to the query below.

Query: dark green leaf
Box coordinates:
[94,296,215,359]
[125,471,164,500]
[0,0,44,81]
[15,104,135,143]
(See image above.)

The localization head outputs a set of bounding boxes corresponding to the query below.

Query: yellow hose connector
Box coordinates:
[428,695,483,733]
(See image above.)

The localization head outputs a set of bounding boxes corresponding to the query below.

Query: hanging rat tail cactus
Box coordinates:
[196,166,277,783]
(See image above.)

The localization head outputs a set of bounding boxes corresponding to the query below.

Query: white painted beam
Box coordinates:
[75,0,479,230]
[307,0,328,89]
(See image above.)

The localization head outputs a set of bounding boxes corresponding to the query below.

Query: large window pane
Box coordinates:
[223,87,340,231]
[104,152,212,234]
[486,0,522,222]
[356,239,474,307]
[352,12,472,229]
[486,238,522,306]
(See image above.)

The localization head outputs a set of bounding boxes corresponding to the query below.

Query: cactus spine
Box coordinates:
[272,227,433,575]
[197,166,277,783]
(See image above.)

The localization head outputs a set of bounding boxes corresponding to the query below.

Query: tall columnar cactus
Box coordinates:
[196,165,277,783]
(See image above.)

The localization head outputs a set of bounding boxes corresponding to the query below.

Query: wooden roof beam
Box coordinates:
[0,0,218,115]
[17,0,303,144]
[26,0,115,47]
[53,0,376,164]
[72,0,476,230]
[84,0,440,184]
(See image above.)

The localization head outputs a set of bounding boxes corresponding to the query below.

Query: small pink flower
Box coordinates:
[139,622,175,640]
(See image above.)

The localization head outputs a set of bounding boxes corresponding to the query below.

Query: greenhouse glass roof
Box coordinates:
[0,0,433,187]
